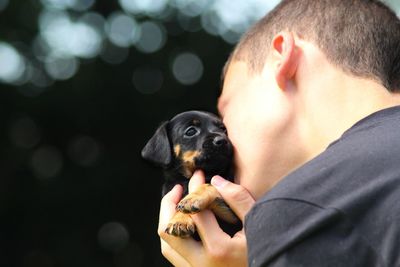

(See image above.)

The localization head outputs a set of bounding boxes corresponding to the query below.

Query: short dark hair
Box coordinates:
[229,0,400,91]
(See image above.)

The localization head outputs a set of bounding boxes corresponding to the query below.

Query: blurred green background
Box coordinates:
[0,0,399,266]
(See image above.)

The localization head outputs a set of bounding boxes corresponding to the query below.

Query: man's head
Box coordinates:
[218,0,400,199]
[227,0,400,91]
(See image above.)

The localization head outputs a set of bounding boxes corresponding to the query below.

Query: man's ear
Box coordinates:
[141,121,172,167]
[271,32,299,90]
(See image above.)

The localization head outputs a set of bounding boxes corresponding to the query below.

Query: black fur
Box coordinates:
[142,110,234,196]
[142,110,240,237]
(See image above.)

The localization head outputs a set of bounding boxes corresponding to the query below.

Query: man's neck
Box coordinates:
[300,74,400,160]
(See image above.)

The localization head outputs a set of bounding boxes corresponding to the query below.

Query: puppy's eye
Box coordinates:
[184,126,198,137]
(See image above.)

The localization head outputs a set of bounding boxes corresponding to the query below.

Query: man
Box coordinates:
[159,0,400,266]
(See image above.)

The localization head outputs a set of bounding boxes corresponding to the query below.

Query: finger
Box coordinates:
[158,184,183,233]
[192,210,249,266]
[160,226,205,265]
[158,184,203,264]
[160,239,192,267]
[188,170,205,192]
[211,175,255,221]
[191,210,229,248]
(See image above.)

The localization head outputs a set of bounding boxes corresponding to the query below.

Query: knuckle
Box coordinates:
[158,226,168,239]
[160,195,170,207]
[228,186,249,202]
[208,247,230,261]
[160,244,172,259]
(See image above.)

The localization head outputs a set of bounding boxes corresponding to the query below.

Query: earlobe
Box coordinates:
[272,32,299,90]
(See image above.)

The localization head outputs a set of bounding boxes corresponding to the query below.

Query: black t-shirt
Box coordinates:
[245,106,400,267]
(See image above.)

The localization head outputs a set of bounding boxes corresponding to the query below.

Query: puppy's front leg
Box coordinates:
[165,212,196,238]
[176,184,239,224]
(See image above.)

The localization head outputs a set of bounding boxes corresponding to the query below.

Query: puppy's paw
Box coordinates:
[165,212,196,238]
[176,194,205,214]
[176,184,219,214]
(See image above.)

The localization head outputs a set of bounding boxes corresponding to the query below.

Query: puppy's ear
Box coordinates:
[141,121,172,166]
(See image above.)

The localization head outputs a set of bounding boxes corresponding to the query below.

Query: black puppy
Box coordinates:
[141,110,239,238]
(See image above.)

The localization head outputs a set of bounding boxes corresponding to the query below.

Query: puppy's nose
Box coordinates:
[213,136,227,146]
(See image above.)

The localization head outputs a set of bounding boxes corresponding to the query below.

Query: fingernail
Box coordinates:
[211,176,228,188]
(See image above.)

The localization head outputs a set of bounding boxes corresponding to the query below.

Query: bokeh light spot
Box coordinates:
[71,22,103,58]
[119,0,168,16]
[106,12,140,48]
[0,0,9,12]
[9,116,41,149]
[135,21,166,54]
[39,10,103,59]
[211,0,280,35]
[31,146,63,180]
[32,36,51,62]
[40,0,95,11]
[0,42,26,84]
[68,135,101,167]
[172,52,203,85]
[200,11,220,36]
[172,0,211,17]
[178,13,202,32]
[44,56,79,80]
[40,0,71,10]
[27,64,54,89]
[100,41,129,65]
[70,0,95,11]
[80,12,106,33]
[133,66,163,95]
[98,222,130,253]
[221,30,241,44]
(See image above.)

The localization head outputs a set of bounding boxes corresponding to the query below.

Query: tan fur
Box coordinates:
[174,144,181,157]
[181,150,201,177]
[165,211,195,238]
[177,184,238,224]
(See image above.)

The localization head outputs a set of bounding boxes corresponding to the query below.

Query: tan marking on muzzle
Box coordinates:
[174,145,181,157]
[181,150,201,178]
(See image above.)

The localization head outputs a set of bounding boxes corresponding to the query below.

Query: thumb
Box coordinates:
[211,176,255,222]
[158,185,183,236]
[189,170,205,192]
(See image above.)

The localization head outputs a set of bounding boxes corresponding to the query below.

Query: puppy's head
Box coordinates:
[141,110,233,180]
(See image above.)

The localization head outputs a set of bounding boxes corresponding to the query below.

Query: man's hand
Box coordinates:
[158,170,255,267]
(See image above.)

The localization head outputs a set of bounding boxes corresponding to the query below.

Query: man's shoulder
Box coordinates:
[262,105,400,202]
[245,107,400,266]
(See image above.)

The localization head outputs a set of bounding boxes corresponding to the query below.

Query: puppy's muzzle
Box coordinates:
[203,135,230,149]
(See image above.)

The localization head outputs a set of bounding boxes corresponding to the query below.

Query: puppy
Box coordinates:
[141,110,240,238]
